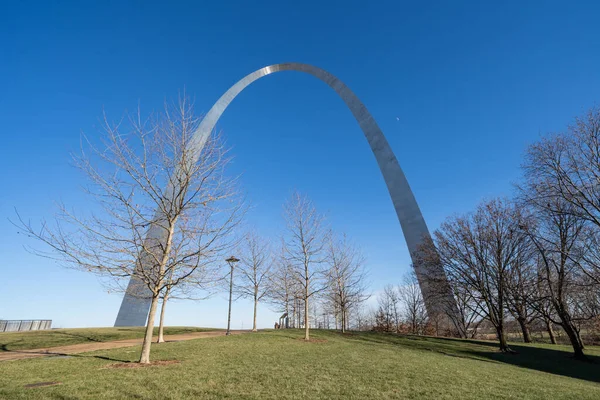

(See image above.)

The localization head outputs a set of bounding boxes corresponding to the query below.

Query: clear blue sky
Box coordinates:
[1,1,600,329]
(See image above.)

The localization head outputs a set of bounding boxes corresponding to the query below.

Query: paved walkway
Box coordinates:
[0,330,243,362]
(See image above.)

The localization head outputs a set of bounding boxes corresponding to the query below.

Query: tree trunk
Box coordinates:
[344,309,347,333]
[139,293,160,364]
[560,319,586,359]
[304,283,310,340]
[496,325,513,353]
[575,329,585,350]
[252,292,258,332]
[285,300,289,329]
[157,290,169,343]
[517,317,531,343]
[344,310,348,332]
[341,307,346,334]
[545,318,557,345]
[335,312,339,330]
[141,221,173,361]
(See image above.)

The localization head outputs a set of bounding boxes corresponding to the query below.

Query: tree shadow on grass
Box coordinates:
[0,345,132,363]
[2,348,132,363]
[257,331,305,341]
[472,343,600,384]
[60,353,132,363]
[342,332,600,384]
[0,331,104,352]
[0,340,25,352]
[53,331,104,343]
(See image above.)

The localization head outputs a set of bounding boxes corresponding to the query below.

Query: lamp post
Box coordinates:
[225,256,239,336]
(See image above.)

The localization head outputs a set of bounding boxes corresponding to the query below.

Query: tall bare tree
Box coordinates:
[283,191,330,340]
[398,271,427,335]
[325,234,369,333]
[504,256,538,343]
[16,98,243,363]
[420,198,529,352]
[519,118,600,358]
[266,240,297,328]
[519,144,593,357]
[519,201,588,358]
[521,107,600,285]
[236,231,273,332]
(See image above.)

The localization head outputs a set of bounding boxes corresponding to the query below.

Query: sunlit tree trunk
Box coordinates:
[140,293,160,364]
[157,287,170,343]
[304,276,310,340]
[252,289,258,332]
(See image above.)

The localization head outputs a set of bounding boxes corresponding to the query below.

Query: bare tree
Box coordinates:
[283,192,330,340]
[398,271,427,335]
[414,251,479,339]
[266,240,297,328]
[519,123,600,358]
[236,231,273,332]
[420,198,529,352]
[445,275,483,339]
[374,284,401,332]
[521,204,589,358]
[351,304,372,331]
[504,249,538,343]
[16,98,243,363]
[325,234,369,333]
[518,193,591,357]
[521,107,600,285]
[532,274,560,345]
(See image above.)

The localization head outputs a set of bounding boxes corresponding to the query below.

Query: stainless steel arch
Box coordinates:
[115,63,458,327]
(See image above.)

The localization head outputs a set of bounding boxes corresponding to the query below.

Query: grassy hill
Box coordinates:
[1,329,599,399]
[0,327,219,351]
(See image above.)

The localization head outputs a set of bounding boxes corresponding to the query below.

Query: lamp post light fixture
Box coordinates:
[225,256,239,336]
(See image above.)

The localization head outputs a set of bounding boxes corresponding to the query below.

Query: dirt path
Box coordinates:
[0,330,244,362]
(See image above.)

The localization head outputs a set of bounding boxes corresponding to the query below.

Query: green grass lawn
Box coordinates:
[1,329,599,399]
[0,327,219,351]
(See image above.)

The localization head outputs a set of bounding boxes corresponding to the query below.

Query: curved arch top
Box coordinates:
[195,63,428,262]
[192,62,456,318]
[115,63,458,327]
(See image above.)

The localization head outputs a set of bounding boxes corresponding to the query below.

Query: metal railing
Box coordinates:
[0,320,52,332]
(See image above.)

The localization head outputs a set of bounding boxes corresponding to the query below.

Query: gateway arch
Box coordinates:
[115,63,458,327]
